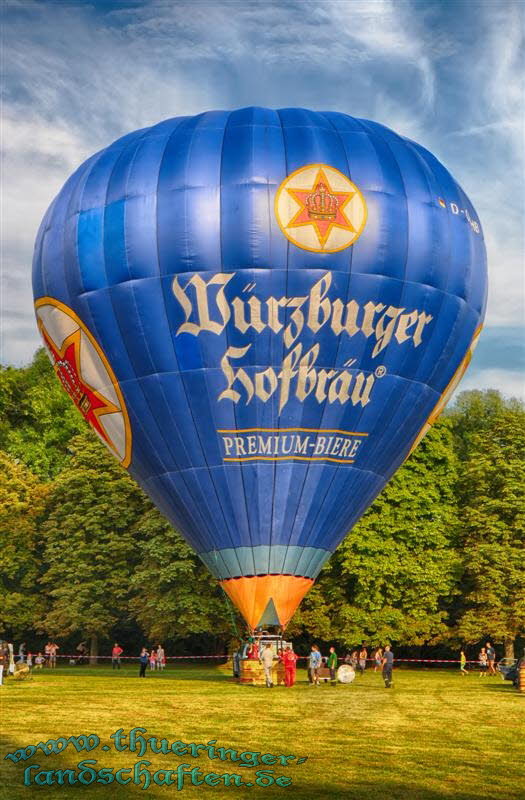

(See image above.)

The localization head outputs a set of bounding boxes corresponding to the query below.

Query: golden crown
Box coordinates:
[306,182,338,220]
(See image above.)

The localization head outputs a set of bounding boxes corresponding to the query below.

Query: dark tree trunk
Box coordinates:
[503,637,514,660]
[90,635,98,666]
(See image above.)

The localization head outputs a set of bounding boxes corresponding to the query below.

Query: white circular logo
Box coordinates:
[275,163,367,253]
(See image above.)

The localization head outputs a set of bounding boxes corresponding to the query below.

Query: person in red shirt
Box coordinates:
[112,643,123,670]
[281,646,298,687]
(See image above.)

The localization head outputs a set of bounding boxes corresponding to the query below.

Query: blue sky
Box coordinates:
[2,0,524,399]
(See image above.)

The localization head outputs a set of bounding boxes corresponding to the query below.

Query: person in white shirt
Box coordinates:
[260,644,275,688]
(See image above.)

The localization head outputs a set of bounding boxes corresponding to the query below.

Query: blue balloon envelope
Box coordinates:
[33,108,487,629]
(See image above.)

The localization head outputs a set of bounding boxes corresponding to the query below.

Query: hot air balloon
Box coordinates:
[32,107,487,632]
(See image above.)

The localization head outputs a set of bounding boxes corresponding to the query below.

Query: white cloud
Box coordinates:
[483,230,525,328]
[0,110,93,364]
[326,0,439,112]
[458,368,525,402]
[435,2,524,330]
[2,112,90,249]
[484,2,525,163]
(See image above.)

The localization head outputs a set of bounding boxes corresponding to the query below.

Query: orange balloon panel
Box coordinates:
[220,575,314,630]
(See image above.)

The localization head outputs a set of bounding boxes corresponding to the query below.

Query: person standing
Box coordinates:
[156,644,165,670]
[281,646,298,687]
[35,652,45,669]
[374,648,383,672]
[478,647,488,677]
[460,649,469,676]
[382,645,394,688]
[7,642,15,675]
[358,646,367,676]
[139,648,149,677]
[18,642,26,663]
[232,645,241,679]
[486,642,497,676]
[48,642,59,668]
[27,652,33,669]
[149,649,157,670]
[112,643,123,670]
[44,642,51,667]
[327,647,338,685]
[309,645,322,686]
[76,641,87,664]
[260,644,275,688]
[242,638,253,660]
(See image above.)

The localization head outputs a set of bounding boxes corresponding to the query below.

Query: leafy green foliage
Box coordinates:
[39,433,149,643]
[0,451,47,636]
[128,507,235,641]
[0,349,85,479]
[455,409,525,652]
[291,421,461,646]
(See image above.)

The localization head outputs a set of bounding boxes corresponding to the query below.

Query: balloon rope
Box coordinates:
[221,588,243,641]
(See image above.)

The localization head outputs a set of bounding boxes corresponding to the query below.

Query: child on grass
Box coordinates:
[478,648,488,677]
[460,650,468,675]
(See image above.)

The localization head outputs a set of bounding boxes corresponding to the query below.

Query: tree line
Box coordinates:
[1,349,524,660]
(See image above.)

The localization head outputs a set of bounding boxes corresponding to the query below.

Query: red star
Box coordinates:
[39,322,120,455]
[286,168,356,246]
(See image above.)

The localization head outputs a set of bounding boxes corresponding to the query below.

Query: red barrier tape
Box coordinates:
[33,654,224,660]
[28,654,481,664]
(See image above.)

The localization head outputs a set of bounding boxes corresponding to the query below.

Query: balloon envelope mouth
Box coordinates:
[220,575,314,630]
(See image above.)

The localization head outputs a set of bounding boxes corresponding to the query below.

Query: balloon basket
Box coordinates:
[234,629,291,686]
[237,659,286,687]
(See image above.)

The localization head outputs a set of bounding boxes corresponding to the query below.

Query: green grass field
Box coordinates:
[1,664,523,799]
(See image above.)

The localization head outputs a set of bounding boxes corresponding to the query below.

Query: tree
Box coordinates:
[290,420,461,648]
[447,389,522,459]
[0,349,86,479]
[0,451,47,638]
[456,409,525,658]
[39,432,149,659]
[129,507,238,647]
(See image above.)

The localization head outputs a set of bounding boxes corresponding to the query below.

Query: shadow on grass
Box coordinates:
[3,749,523,800]
[33,666,231,683]
[305,780,525,800]
[482,683,522,694]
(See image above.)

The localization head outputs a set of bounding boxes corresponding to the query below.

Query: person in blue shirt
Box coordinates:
[382,645,394,688]
[139,648,149,678]
[486,642,497,676]
[309,645,322,686]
